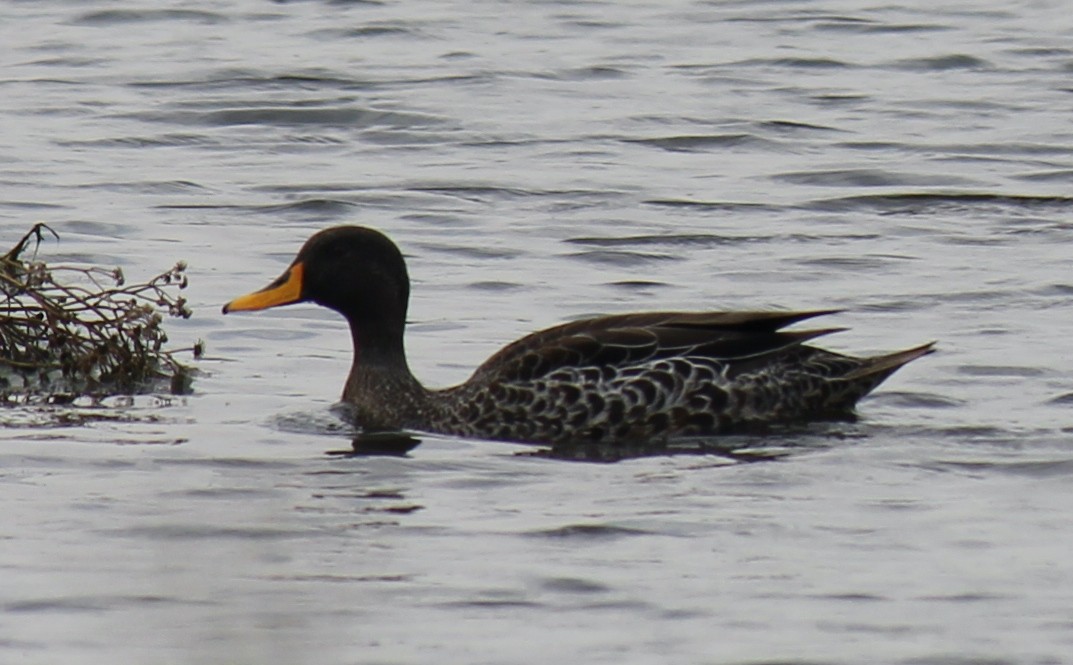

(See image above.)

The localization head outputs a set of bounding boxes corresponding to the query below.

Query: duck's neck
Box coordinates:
[341,321,433,431]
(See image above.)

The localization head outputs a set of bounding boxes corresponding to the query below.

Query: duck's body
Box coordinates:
[224,226,932,445]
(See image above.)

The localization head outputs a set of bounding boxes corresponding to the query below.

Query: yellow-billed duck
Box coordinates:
[223,226,933,444]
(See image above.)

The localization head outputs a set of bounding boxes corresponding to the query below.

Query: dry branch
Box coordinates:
[1,223,202,398]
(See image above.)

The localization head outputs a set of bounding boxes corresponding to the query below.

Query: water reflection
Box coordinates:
[326,430,424,458]
[325,427,824,464]
[528,438,796,463]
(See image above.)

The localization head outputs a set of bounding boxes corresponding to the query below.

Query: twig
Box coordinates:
[1,225,202,397]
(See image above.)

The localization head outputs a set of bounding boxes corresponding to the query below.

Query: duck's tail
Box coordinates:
[846,341,937,382]
[814,341,935,416]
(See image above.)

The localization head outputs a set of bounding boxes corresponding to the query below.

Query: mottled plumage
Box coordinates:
[224,226,933,445]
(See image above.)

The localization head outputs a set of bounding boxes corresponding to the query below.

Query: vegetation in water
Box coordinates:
[1,223,202,400]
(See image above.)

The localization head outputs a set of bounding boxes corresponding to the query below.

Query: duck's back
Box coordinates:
[427,310,932,445]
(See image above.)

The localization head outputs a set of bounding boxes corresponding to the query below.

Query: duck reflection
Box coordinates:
[327,428,814,464]
[326,430,424,458]
[529,437,795,463]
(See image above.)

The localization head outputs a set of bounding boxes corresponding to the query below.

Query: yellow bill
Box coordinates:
[222,262,305,313]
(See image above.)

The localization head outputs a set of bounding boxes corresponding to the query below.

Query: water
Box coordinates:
[3,1,1073,663]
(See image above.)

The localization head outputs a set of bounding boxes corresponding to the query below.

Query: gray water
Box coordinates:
[3,1,1073,663]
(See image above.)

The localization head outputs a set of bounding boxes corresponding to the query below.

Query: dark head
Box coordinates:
[223,226,411,357]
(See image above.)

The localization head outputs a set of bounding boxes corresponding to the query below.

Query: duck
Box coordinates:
[223,226,933,445]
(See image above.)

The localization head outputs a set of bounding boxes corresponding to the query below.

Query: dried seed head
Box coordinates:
[3,225,199,396]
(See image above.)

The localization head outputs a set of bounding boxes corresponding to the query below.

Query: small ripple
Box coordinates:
[0,199,68,210]
[956,365,1045,378]
[900,425,1009,441]
[214,325,316,342]
[272,409,357,437]
[917,592,1011,603]
[626,134,781,153]
[810,92,870,106]
[901,657,1017,665]
[201,107,442,128]
[570,232,882,248]
[539,577,611,594]
[6,595,181,613]
[128,70,377,91]
[840,139,1072,157]
[467,280,525,292]
[7,598,105,613]
[866,391,965,409]
[608,279,669,291]
[277,134,348,145]
[259,199,360,217]
[548,66,630,81]
[1029,283,1073,298]
[724,660,835,665]
[815,21,950,34]
[890,54,992,71]
[56,133,219,148]
[407,184,603,201]
[19,56,108,68]
[557,16,626,30]
[526,524,652,540]
[805,192,1073,214]
[76,180,209,194]
[252,184,427,208]
[156,456,297,471]
[325,0,388,6]
[360,129,458,146]
[70,9,227,25]
[821,621,933,636]
[262,573,410,583]
[794,255,905,270]
[773,169,976,188]
[419,243,522,260]
[855,299,931,313]
[936,290,1018,305]
[936,235,1012,247]
[812,592,887,602]
[439,598,543,609]
[125,105,443,130]
[567,233,763,248]
[312,24,421,39]
[932,142,1072,157]
[643,199,780,213]
[110,524,309,540]
[565,249,679,267]
[738,57,851,69]
[165,487,280,500]
[1047,392,1073,405]
[923,456,1073,478]
[59,220,131,237]
[1014,169,1073,183]
[757,119,844,134]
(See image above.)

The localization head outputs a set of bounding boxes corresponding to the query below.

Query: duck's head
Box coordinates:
[223,226,411,335]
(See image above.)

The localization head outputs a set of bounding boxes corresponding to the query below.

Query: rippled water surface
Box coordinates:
[4,1,1073,663]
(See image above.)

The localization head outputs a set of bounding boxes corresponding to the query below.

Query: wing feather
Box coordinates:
[469,310,842,384]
